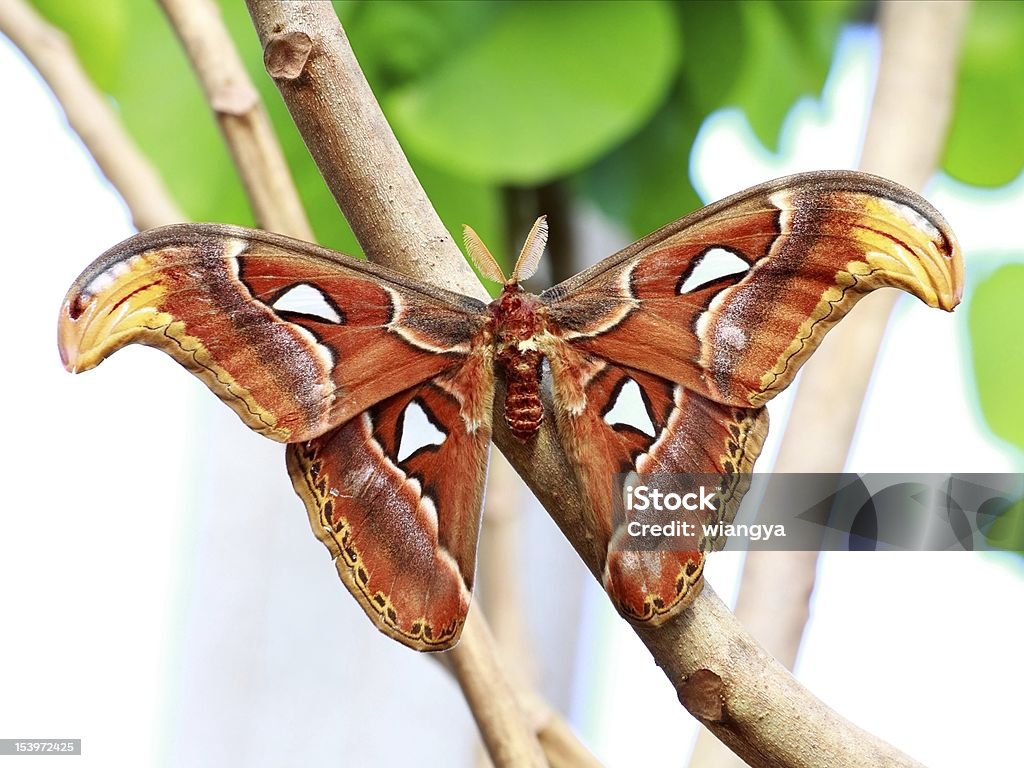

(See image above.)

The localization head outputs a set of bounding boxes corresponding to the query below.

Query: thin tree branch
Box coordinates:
[236,2,940,766]
[443,608,548,768]
[0,0,183,229]
[474,461,530,768]
[158,0,313,241]
[691,2,970,766]
[517,690,604,768]
[477,453,536,697]
[772,0,970,474]
[477,455,602,767]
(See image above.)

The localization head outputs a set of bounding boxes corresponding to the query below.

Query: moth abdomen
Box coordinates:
[499,346,544,440]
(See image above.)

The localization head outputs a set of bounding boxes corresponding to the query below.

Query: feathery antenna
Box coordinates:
[511,216,547,283]
[463,224,507,284]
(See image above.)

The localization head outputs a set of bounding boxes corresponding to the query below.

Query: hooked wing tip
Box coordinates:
[58,291,88,374]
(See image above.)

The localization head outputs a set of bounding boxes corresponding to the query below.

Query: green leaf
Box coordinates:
[968,262,1024,452]
[675,1,744,117]
[578,91,702,240]
[385,1,680,184]
[943,1,1024,187]
[581,0,853,238]
[682,0,854,151]
[344,0,500,90]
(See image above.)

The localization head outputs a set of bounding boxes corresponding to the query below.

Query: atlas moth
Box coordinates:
[59,171,962,650]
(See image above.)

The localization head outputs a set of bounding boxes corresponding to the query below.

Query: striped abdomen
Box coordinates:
[499,346,544,440]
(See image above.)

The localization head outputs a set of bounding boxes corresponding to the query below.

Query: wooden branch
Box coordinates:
[691,2,970,766]
[234,3,935,766]
[473,456,535,768]
[158,0,313,240]
[772,0,969,473]
[517,691,605,768]
[478,452,535,684]
[650,588,925,768]
[477,456,602,767]
[443,609,547,768]
[0,0,183,229]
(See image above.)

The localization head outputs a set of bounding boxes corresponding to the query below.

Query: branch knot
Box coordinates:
[264,31,312,80]
[678,668,726,722]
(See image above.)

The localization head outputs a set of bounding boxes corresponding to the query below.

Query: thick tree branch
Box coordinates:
[158,0,313,240]
[517,690,605,768]
[236,3,937,766]
[650,588,925,768]
[691,2,970,766]
[477,454,536,702]
[0,0,182,229]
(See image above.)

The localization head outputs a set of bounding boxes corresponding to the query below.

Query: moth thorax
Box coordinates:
[498,346,544,441]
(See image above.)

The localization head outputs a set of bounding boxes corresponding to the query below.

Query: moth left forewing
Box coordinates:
[59,224,489,443]
[545,344,767,625]
[287,356,494,652]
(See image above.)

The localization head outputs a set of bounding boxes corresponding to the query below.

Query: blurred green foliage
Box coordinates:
[968,264,1024,454]
[968,261,1024,552]
[944,1,1024,187]
[29,0,1024,244]
[29,0,855,258]
[983,496,1024,554]
[383,1,679,184]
